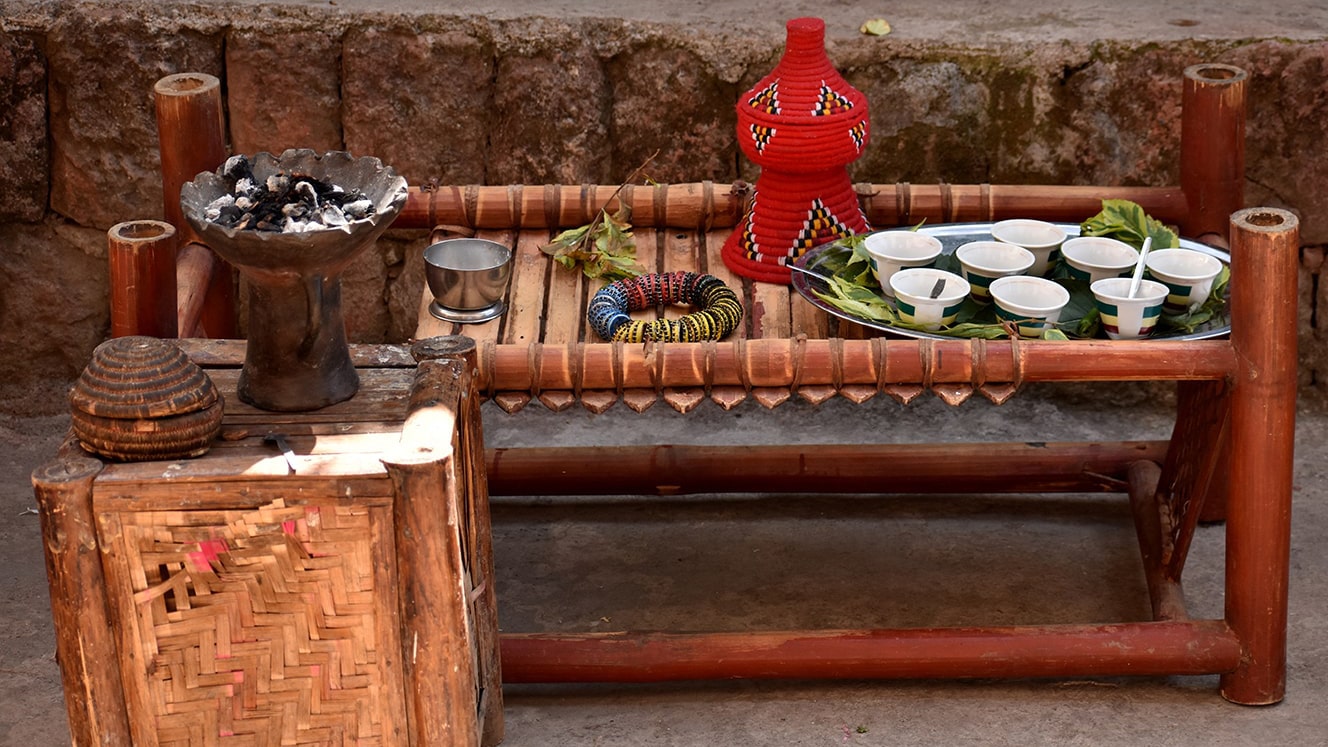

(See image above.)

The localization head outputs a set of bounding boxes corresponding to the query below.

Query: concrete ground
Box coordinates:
[3,383,1326,745]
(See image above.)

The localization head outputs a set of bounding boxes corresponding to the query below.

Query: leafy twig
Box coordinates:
[540,152,660,280]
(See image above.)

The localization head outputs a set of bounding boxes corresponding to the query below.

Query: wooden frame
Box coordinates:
[67,59,1298,739]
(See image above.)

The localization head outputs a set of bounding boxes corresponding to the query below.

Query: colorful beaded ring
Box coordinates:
[588,271,744,343]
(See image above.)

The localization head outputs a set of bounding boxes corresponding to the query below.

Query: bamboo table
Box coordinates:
[410,202,1298,709]
[35,339,504,746]
[61,61,1298,747]
[396,64,1296,706]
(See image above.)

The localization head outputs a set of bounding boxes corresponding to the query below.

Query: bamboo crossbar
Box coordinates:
[498,620,1243,683]
[471,338,1236,395]
[486,441,1168,496]
[395,182,1189,232]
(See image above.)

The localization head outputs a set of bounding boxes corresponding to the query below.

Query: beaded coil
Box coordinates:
[588,272,743,342]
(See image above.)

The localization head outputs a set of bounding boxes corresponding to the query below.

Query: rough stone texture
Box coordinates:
[1225,40,1328,244]
[0,30,48,223]
[841,42,1231,189]
[0,221,108,415]
[46,8,223,229]
[383,230,431,342]
[845,51,995,185]
[608,44,740,184]
[340,244,394,344]
[226,27,344,156]
[489,30,611,185]
[342,23,493,187]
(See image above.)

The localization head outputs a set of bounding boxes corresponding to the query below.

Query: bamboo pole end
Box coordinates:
[1183,63,1248,88]
[411,335,477,362]
[31,456,103,490]
[108,220,177,245]
[154,72,221,98]
[1231,207,1299,236]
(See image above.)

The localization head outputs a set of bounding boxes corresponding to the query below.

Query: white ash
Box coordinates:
[204,155,377,233]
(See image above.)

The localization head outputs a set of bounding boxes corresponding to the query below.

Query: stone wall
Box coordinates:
[2,2,1325,414]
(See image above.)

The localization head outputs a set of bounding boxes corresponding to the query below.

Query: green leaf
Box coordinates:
[1081,199,1179,250]
[1076,307,1102,337]
[541,207,645,281]
[546,225,590,249]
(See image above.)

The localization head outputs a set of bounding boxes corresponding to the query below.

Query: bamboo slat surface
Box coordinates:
[413,221,1238,413]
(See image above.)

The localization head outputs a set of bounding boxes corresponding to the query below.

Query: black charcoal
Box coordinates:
[206,155,377,233]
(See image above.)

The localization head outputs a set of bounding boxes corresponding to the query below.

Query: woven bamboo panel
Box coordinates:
[101,498,408,746]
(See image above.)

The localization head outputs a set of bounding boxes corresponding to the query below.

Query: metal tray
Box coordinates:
[789,222,1232,341]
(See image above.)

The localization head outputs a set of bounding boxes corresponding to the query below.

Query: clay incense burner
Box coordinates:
[180,149,408,411]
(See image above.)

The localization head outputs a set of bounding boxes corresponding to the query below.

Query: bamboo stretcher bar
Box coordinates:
[487,441,1167,496]
[1127,460,1190,622]
[174,241,214,338]
[394,182,1188,232]
[471,338,1237,396]
[498,620,1243,683]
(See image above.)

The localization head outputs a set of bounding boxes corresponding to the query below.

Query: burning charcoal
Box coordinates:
[320,205,349,227]
[293,180,319,206]
[343,198,374,219]
[204,194,236,221]
[222,154,253,183]
[200,158,380,234]
[265,173,290,195]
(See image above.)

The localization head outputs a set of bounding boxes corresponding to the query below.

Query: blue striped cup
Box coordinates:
[1090,277,1169,339]
[955,241,1035,304]
[889,268,970,330]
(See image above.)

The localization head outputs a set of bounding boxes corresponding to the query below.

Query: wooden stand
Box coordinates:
[34,339,502,745]
[76,60,1301,725]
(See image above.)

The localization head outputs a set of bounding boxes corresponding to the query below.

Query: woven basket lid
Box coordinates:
[735,17,870,169]
[70,336,219,420]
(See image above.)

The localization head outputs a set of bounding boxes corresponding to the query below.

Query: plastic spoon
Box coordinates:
[785,262,833,282]
[1128,236,1153,298]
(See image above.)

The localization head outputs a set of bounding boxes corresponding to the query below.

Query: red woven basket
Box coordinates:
[723,17,872,284]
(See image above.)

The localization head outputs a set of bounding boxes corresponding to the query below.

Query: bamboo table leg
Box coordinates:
[1221,207,1299,705]
[154,73,234,338]
[107,221,178,339]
